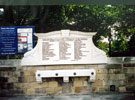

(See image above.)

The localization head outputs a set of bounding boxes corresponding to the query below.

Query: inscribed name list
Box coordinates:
[42,37,91,62]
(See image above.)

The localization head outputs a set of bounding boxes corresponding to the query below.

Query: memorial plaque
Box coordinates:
[21,30,107,66]
[42,37,91,63]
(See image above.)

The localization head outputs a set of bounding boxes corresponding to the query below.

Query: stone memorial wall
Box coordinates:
[0,30,135,96]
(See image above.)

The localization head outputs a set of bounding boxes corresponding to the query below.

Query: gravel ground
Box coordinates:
[0,93,135,100]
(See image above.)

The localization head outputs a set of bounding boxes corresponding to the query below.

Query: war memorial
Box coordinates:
[0,30,135,99]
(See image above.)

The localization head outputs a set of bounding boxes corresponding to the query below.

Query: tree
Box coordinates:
[111,5,135,56]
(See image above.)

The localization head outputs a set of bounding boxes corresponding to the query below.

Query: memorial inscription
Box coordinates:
[42,42,56,60]
[74,38,89,60]
[42,37,90,62]
[59,38,71,60]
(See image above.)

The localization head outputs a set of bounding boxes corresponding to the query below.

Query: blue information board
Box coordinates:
[0,27,17,55]
[0,26,34,55]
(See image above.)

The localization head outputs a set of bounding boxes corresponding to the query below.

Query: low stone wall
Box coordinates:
[0,57,135,96]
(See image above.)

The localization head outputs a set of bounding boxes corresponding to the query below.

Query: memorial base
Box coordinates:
[0,58,135,95]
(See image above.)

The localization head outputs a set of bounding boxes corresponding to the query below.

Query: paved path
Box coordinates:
[0,93,135,100]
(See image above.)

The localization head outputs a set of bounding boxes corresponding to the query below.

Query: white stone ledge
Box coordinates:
[35,69,96,83]
[0,57,135,68]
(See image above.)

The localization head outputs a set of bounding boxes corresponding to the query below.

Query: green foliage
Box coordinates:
[96,40,109,56]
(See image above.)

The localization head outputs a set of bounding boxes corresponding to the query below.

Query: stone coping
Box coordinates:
[0,57,135,67]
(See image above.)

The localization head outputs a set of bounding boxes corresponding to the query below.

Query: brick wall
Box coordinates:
[0,58,135,96]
